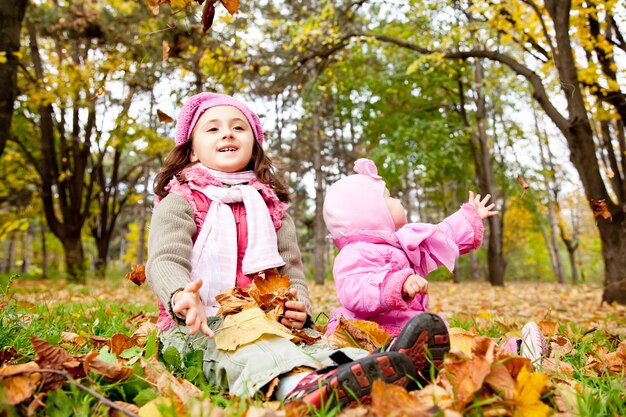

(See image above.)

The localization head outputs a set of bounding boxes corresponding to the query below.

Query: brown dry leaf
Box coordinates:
[538,320,558,337]
[412,384,453,410]
[0,347,18,365]
[111,333,136,356]
[590,199,611,220]
[370,379,432,417]
[541,357,574,377]
[327,316,391,351]
[472,336,496,364]
[549,335,574,358]
[248,269,293,319]
[216,287,256,315]
[290,328,321,345]
[89,86,106,101]
[125,264,146,286]
[601,339,626,375]
[215,307,294,351]
[131,320,159,347]
[484,363,515,400]
[516,174,530,190]
[449,327,476,358]
[80,350,134,382]
[162,40,170,61]
[0,361,42,404]
[156,109,175,124]
[89,334,110,350]
[31,336,83,390]
[220,0,239,14]
[146,0,160,15]
[60,332,86,348]
[437,350,492,410]
[284,401,310,417]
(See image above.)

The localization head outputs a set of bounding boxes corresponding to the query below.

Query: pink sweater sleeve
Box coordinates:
[438,203,484,253]
[333,244,414,314]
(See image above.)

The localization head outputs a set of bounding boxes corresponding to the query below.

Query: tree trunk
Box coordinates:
[62,235,85,281]
[598,217,626,304]
[312,110,325,285]
[137,165,150,265]
[40,219,48,279]
[469,250,480,281]
[473,58,505,286]
[5,234,15,273]
[0,0,28,157]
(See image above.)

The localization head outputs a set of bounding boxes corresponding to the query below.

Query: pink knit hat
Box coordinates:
[323,159,396,246]
[175,92,264,146]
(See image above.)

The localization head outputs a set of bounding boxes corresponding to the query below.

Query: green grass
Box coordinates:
[1,278,624,417]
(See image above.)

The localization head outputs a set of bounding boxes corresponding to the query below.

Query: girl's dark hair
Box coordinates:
[153,140,291,203]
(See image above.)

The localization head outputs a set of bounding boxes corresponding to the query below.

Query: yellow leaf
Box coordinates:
[215,307,294,351]
[513,366,551,417]
[0,52,7,64]
[449,327,476,357]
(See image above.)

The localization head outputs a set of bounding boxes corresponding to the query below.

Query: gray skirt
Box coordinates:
[160,317,368,397]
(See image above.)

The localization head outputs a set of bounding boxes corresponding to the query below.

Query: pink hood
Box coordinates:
[323,159,396,248]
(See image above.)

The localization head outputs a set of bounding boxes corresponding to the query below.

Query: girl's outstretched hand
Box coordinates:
[173,278,214,338]
[281,288,307,330]
[468,191,499,220]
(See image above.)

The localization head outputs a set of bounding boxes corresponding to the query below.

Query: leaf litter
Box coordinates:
[1,278,624,415]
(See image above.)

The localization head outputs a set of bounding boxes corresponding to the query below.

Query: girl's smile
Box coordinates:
[190,106,255,172]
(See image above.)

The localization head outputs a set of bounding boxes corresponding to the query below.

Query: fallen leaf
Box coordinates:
[449,327,476,358]
[0,347,18,365]
[111,333,136,356]
[0,361,42,404]
[512,366,551,417]
[485,364,515,400]
[215,307,294,351]
[370,379,432,417]
[327,316,391,351]
[81,350,134,381]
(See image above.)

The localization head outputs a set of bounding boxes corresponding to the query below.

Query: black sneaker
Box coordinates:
[285,351,416,409]
[384,312,450,386]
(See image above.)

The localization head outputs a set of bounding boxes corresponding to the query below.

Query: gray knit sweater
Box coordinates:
[146,193,311,321]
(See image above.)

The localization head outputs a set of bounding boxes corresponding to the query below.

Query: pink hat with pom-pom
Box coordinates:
[175,92,264,146]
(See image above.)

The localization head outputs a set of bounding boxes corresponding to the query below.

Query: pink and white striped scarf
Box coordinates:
[189,166,285,315]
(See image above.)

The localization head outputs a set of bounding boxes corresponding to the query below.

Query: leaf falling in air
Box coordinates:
[220,0,239,15]
[590,199,611,220]
[89,86,106,101]
[516,174,530,190]
[146,0,160,15]
[125,264,146,286]
[162,40,170,61]
[202,1,216,32]
[156,109,174,123]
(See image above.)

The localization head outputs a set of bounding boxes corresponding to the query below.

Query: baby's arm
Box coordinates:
[334,244,421,314]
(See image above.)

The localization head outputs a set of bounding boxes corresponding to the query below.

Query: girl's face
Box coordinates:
[384,188,407,230]
[190,106,255,172]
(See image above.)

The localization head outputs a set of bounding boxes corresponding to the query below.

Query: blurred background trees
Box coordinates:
[0,0,622,303]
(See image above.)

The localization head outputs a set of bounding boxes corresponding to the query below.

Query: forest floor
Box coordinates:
[1,276,625,416]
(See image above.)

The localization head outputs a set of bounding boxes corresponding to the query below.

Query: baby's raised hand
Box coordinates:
[402,274,428,299]
[173,278,214,338]
[468,191,499,220]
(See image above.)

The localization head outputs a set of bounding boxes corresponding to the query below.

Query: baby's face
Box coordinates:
[384,188,407,230]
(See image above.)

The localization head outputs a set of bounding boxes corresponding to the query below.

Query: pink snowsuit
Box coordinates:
[322,159,484,336]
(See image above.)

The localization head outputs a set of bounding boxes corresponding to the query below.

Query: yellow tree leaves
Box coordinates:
[327,316,391,351]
